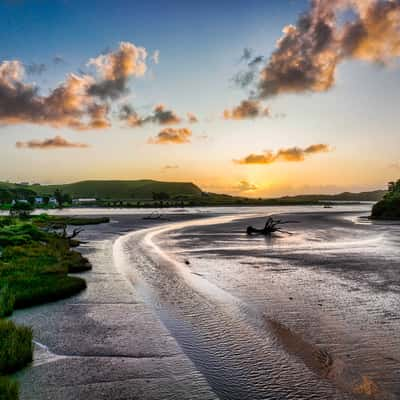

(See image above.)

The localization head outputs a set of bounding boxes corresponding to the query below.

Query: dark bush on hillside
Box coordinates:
[371,180,400,219]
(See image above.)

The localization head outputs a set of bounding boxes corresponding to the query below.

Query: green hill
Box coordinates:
[30,180,203,200]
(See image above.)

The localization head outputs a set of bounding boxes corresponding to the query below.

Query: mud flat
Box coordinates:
[12,213,218,400]
[12,205,400,399]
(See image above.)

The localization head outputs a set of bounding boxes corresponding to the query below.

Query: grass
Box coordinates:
[33,214,110,226]
[0,320,32,375]
[0,377,18,400]
[0,286,15,318]
[0,214,102,399]
[0,225,90,310]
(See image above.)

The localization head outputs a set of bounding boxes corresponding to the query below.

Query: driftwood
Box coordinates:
[246,217,298,236]
[46,223,84,241]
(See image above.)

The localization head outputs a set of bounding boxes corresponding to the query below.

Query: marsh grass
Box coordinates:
[0,239,89,309]
[0,377,18,400]
[33,214,110,226]
[0,286,15,318]
[0,215,101,399]
[0,320,32,375]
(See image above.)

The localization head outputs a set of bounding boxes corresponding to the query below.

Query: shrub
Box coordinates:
[9,203,33,219]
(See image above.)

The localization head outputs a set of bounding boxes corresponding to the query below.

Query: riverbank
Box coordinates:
[0,216,104,399]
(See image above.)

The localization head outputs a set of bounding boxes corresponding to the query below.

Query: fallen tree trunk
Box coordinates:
[246,217,298,236]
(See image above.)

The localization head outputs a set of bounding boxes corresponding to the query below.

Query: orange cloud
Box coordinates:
[0,62,110,130]
[0,41,149,130]
[257,0,400,98]
[16,135,89,149]
[223,100,270,120]
[187,112,198,123]
[234,144,331,165]
[148,128,192,144]
[88,42,147,99]
[235,180,258,192]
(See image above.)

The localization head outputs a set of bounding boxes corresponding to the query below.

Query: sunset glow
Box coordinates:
[0,0,399,197]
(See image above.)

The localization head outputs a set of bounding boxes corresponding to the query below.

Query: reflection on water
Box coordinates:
[114,206,400,399]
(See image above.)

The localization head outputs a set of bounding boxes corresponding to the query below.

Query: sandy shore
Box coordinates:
[11,207,400,399]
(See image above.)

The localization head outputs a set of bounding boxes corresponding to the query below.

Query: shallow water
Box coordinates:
[113,205,400,399]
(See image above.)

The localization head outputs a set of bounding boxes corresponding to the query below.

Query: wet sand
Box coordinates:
[12,207,400,399]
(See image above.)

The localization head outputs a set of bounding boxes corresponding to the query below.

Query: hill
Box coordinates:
[277,190,386,203]
[30,180,202,200]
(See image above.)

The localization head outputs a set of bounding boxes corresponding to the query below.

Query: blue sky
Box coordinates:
[0,0,399,196]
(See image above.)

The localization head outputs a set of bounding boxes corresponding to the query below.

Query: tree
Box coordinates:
[54,189,71,209]
[0,189,13,205]
[9,202,34,219]
[152,192,170,201]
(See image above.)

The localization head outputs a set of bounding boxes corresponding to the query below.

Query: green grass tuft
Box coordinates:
[0,286,15,318]
[0,320,32,375]
[0,376,18,400]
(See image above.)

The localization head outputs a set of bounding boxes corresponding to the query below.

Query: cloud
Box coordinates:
[235,180,258,192]
[223,100,270,120]
[389,161,400,169]
[0,42,149,130]
[0,61,110,130]
[87,41,147,100]
[187,112,198,123]
[163,164,179,169]
[25,62,46,76]
[151,104,181,125]
[152,50,160,64]
[120,104,197,127]
[148,128,192,144]
[233,49,265,89]
[240,48,253,62]
[256,0,400,98]
[53,56,65,65]
[234,144,331,165]
[16,135,89,149]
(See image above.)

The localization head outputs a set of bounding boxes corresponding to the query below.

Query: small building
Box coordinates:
[72,198,97,205]
[48,197,58,206]
[34,196,44,205]
[11,199,29,205]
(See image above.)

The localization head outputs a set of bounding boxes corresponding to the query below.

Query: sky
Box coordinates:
[0,0,400,197]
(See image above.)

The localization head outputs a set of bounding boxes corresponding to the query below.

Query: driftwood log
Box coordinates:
[46,223,84,242]
[246,217,298,236]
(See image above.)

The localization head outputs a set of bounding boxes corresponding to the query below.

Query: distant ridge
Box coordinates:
[0,180,386,203]
[277,190,386,202]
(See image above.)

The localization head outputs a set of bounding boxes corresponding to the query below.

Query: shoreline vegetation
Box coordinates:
[0,214,109,399]
[371,180,400,220]
[0,179,386,211]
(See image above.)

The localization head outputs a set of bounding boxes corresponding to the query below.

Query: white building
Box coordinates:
[72,198,97,204]
[34,197,44,205]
